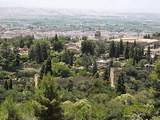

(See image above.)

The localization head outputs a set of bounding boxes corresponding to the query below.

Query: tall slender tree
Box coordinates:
[116,73,126,94]
[124,42,130,59]
[109,41,115,57]
[119,39,124,55]
[147,45,151,63]
[44,57,52,75]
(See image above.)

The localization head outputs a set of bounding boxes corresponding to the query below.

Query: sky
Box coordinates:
[0,0,160,13]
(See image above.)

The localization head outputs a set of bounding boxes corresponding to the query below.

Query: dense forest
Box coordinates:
[0,34,160,120]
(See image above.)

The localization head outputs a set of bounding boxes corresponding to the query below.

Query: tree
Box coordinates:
[129,45,134,58]
[147,45,151,63]
[81,40,95,55]
[116,73,126,94]
[19,38,25,48]
[15,53,20,66]
[4,80,8,90]
[124,42,130,59]
[109,41,115,57]
[133,47,142,65]
[61,50,74,66]
[133,40,137,48]
[41,43,49,61]
[115,43,120,58]
[35,43,43,63]
[44,57,52,75]
[8,79,13,89]
[0,42,17,70]
[52,34,63,52]
[34,75,64,120]
[29,42,49,63]
[119,39,124,55]
[81,54,93,70]
[25,35,34,48]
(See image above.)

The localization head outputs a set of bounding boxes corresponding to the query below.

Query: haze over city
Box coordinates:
[0,0,160,13]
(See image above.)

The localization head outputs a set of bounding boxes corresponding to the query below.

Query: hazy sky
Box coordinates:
[0,0,160,12]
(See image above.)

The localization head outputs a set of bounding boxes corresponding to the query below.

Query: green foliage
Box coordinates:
[34,75,64,120]
[124,41,130,59]
[51,34,64,52]
[62,99,92,120]
[53,63,72,78]
[61,49,75,66]
[109,41,115,57]
[0,96,23,120]
[116,73,126,94]
[29,41,49,63]
[81,40,95,55]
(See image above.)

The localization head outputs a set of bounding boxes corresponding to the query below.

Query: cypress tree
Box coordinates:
[35,43,42,63]
[124,42,130,59]
[119,39,124,55]
[133,40,137,48]
[129,45,134,58]
[44,57,52,75]
[116,73,126,94]
[147,45,151,63]
[8,79,13,89]
[115,43,120,58]
[4,80,8,90]
[109,41,115,57]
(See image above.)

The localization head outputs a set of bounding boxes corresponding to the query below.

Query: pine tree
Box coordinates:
[116,73,126,94]
[35,75,64,120]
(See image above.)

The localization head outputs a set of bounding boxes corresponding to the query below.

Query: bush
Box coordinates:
[53,63,72,78]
